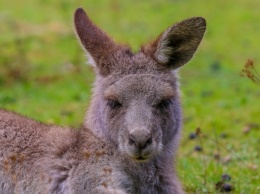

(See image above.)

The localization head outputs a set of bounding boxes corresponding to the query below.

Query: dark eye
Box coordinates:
[107,99,122,109]
[156,99,172,109]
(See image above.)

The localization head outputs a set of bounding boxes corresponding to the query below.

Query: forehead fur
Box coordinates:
[98,49,169,76]
[96,50,179,92]
[104,74,177,100]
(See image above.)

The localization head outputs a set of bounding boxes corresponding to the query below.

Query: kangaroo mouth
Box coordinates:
[136,156,145,160]
[134,156,149,162]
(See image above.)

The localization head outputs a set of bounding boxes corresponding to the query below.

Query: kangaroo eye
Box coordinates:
[107,99,122,109]
[156,99,172,109]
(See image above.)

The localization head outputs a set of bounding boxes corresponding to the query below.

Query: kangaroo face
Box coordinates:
[102,73,181,162]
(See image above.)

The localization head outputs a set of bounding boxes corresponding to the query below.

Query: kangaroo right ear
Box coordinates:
[142,17,206,70]
[74,8,119,75]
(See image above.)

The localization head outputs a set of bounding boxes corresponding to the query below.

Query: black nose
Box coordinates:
[129,134,152,150]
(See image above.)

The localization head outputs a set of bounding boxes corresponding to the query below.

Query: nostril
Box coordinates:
[129,135,136,146]
[129,134,152,149]
[145,137,152,146]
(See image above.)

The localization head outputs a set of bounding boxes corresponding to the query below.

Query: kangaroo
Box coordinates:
[0,8,206,194]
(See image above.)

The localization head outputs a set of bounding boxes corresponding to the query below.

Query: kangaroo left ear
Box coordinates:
[74,8,122,76]
[142,17,206,70]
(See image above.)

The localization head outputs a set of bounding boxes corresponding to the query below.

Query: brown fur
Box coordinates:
[0,8,206,194]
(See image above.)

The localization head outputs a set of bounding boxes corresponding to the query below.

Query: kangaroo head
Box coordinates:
[74,8,206,162]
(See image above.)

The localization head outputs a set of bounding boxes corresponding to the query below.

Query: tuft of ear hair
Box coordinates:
[142,17,206,70]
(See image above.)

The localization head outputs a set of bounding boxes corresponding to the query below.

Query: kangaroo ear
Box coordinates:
[74,8,119,75]
[142,17,206,70]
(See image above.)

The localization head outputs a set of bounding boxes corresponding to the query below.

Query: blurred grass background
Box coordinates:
[0,0,259,193]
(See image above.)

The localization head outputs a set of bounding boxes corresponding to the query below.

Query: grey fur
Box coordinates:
[0,8,206,194]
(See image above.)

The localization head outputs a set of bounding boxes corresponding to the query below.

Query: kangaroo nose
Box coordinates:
[129,133,152,150]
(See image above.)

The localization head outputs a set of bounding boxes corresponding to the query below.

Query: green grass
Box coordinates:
[0,0,259,193]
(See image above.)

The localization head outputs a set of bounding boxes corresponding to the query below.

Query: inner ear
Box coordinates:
[142,17,206,70]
